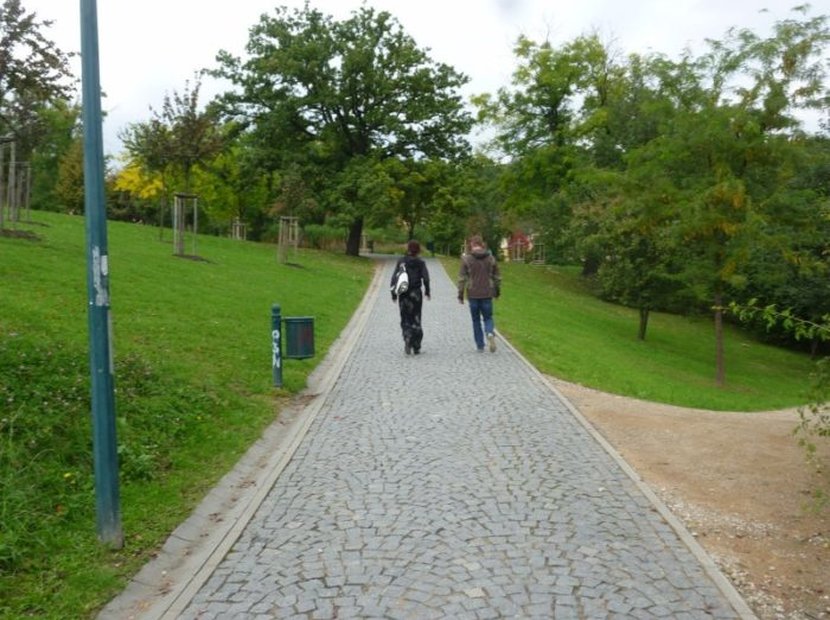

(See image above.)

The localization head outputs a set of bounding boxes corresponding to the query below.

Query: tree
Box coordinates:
[0,0,75,156]
[120,77,225,234]
[211,4,473,255]
[649,8,830,386]
[271,163,321,224]
[29,100,80,211]
[570,7,830,384]
[457,156,511,254]
[321,154,395,245]
[158,78,225,193]
[475,35,583,156]
[54,137,84,213]
[472,34,622,264]
[122,77,224,193]
[110,159,164,224]
[120,117,173,233]
[575,167,684,340]
[384,157,460,241]
[192,145,272,238]
[480,7,830,384]
[732,135,830,355]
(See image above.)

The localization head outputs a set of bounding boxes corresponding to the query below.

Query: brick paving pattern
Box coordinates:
[178,258,747,619]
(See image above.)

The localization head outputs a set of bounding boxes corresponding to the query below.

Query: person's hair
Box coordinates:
[469,235,485,248]
[406,239,421,256]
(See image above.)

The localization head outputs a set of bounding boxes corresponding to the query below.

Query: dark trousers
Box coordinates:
[398,288,424,350]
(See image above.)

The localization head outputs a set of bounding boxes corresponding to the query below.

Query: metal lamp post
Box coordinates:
[80,0,123,547]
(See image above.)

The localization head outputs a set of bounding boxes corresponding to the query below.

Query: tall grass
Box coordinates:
[491,262,813,411]
[0,212,373,618]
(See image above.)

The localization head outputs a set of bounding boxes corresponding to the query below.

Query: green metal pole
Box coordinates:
[80,0,123,547]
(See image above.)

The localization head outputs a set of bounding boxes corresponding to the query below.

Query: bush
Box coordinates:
[302,223,346,250]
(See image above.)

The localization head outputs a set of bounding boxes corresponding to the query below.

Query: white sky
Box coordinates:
[25,0,817,154]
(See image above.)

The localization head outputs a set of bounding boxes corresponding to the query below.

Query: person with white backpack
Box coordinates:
[390,240,431,355]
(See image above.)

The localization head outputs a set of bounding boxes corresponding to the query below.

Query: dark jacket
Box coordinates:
[458,249,501,300]
[391,255,430,300]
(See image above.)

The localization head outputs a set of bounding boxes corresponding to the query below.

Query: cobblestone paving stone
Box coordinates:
[179,258,745,619]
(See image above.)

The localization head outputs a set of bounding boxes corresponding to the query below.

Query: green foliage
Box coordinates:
[0,1,79,223]
[728,300,830,347]
[451,156,512,255]
[210,3,473,254]
[54,138,84,213]
[193,146,271,234]
[155,77,225,192]
[476,6,830,385]
[119,118,173,181]
[118,76,226,235]
[29,100,81,212]
[0,0,75,157]
[302,222,347,250]
[590,198,687,338]
[322,156,396,238]
[360,224,408,254]
[478,34,585,154]
[0,211,373,617]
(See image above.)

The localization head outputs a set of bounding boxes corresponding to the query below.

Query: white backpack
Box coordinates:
[391,262,409,295]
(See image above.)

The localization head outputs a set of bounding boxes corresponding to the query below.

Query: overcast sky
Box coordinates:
[25,0,816,154]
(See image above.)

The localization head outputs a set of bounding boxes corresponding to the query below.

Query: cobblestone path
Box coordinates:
[174,258,751,619]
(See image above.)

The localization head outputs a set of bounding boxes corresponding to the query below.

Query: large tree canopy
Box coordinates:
[210,3,473,255]
[120,78,224,193]
[473,6,830,385]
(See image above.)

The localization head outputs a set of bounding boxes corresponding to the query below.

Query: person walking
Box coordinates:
[458,235,501,352]
[391,240,431,355]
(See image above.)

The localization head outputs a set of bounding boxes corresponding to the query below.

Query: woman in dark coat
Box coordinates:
[390,240,431,355]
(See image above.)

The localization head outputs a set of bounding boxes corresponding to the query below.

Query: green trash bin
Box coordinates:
[284,316,315,359]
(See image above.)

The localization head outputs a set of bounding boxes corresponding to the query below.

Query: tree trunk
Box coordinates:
[346,217,364,257]
[157,194,165,241]
[637,307,650,341]
[714,291,725,387]
[158,177,169,242]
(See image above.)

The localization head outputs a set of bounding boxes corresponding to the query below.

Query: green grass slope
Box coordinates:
[493,262,813,411]
[0,212,373,618]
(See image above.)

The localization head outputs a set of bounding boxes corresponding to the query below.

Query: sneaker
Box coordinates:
[487,332,496,352]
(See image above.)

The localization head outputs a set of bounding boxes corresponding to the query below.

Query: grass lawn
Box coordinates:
[0,212,373,618]
[491,261,814,411]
